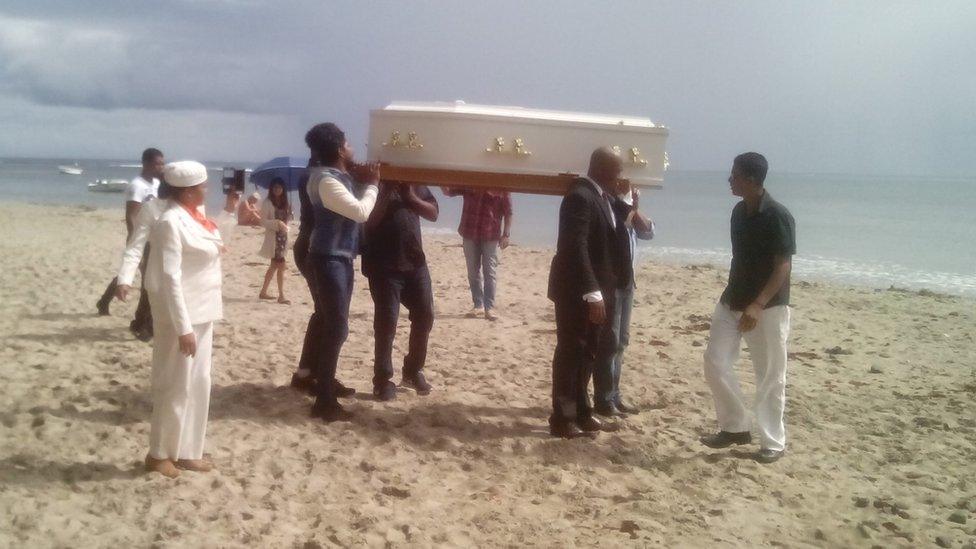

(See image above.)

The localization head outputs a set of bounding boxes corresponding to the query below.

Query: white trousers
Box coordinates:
[703,302,790,451]
[149,321,213,461]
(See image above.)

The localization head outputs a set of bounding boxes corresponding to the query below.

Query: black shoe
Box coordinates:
[310,401,353,422]
[130,321,153,342]
[400,371,432,396]
[576,415,608,433]
[333,379,356,398]
[291,373,316,395]
[549,421,595,439]
[594,402,624,417]
[700,430,752,449]
[755,448,784,464]
[373,381,397,402]
[96,300,110,316]
[615,399,639,415]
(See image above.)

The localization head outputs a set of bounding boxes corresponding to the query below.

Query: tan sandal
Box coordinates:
[145,455,180,478]
[175,458,214,472]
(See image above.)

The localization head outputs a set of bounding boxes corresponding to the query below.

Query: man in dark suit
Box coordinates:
[547,147,623,438]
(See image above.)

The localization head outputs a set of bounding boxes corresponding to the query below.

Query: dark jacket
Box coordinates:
[547,178,618,302]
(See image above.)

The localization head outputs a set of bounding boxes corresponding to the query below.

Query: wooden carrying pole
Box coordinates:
[377,164,662,195]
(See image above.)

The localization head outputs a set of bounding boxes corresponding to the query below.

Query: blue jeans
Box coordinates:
[309,254,354,407]
[593,286,634,407]
[462,238,498,310]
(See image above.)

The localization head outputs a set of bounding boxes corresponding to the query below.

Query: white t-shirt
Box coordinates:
[125,175,159,203]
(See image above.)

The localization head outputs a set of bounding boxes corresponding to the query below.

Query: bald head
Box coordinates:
[587,146,624,189]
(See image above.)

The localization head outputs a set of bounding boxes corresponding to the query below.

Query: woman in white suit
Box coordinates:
[143,161,231,478]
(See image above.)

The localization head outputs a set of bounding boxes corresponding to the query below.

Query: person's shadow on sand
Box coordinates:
[0,455,142,486]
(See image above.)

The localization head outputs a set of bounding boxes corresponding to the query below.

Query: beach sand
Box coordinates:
[0,201,974,547]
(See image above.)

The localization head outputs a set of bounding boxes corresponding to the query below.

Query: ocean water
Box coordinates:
[2,158,974,297]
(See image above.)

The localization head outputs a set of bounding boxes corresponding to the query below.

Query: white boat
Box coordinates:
[59,164,84,175]
[87,179,129,193]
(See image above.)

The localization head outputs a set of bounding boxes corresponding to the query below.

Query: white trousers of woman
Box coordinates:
[703,302,791,451]
[149,321,213,461]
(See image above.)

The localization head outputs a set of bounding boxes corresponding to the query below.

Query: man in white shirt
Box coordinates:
[301,123,380,422]
[96,148,165,341]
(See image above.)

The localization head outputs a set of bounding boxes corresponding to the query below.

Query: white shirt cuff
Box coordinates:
[582,291,603,303]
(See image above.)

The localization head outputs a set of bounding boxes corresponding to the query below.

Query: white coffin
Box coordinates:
[367,101,669,194]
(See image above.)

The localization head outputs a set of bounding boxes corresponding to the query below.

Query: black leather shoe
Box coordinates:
[373,381,397,401]
[333,379,356,398]
[576,415,608,433]
[290,373,316,395]
[755,448,784,464]
[615,399,639,415]
[549,421,594,439]
[400,372,432,395]
[310,402,353,422]
[594,402,623,417]
[96,300,110,316]
[700,430,752,449]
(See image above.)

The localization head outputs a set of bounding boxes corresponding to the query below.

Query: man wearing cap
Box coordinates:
[143,160,236,478]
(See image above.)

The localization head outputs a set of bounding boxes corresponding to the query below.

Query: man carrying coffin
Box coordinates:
[304,123,380,422]
[547,147,622,438]
[362,181,439,401]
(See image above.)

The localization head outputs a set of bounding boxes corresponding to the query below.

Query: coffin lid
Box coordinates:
[379,100,661,129]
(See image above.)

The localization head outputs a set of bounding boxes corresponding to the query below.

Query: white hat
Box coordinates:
[163,161,208,188]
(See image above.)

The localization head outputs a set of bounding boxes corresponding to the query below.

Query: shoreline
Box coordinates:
[7,199,973,302]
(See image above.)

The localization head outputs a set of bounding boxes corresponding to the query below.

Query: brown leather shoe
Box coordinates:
[176,458,214,472]
[144,455,180,478]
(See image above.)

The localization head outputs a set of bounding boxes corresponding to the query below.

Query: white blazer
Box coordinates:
[258,199,288,259]
[117,198,168,286]
[145,204,224,336]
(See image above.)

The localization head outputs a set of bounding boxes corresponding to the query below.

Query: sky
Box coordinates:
[0,0,974,176]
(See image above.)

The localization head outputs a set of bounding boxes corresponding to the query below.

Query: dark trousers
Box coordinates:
[309,254,354,408]
[294,233,319,376]
[97,246,152,332]
[367,266,434,388]
[550,293,616,425]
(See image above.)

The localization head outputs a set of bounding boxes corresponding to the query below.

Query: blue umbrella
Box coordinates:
[250,156,309,191]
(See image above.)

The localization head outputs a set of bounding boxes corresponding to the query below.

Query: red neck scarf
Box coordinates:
[179,203,218,233]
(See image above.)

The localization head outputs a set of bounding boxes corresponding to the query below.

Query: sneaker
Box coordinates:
[401,371,432,395]
[373,381,397,401]
[466,307,483,318]
[484,308,499,321]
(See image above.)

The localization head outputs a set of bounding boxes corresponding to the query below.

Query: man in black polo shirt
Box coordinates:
[700,152,796,464]
[363,181,438,401]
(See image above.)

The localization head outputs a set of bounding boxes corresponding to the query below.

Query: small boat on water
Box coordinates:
[59,164,84,175]
[87,179,129,193]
